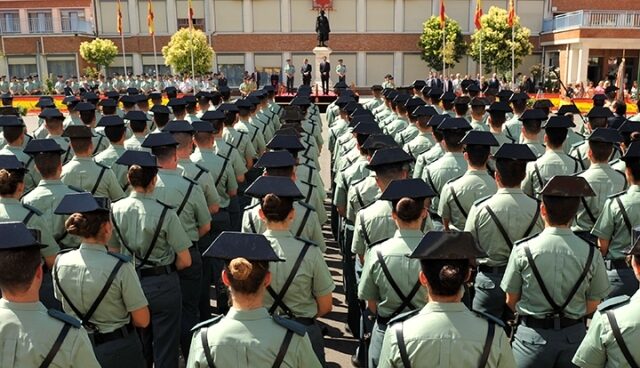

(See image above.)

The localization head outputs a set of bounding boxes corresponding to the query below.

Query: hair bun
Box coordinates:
[229,257,253,281]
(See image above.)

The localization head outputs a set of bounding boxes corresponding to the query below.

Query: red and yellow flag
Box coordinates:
[507,0,516,27]
[147,0,155,35]
[474,0,483,30]
[439,0,446,29]
[116,0,123,35]
[188,0,194,28]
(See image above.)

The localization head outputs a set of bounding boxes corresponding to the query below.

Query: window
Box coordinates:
[214,0,243,32]
[99,0,130,34]
[177,0,205,30]
[106,56,134,77]
[255,54,283,87]
[61,9,86,32]
[0,11,20,34]
[28,11,53,34]
[47,56,77,79]
[142,55,172,75]
[177,18,205,31]
[217,54,245,87]
[8,57,38,78]
[138,0,168,34]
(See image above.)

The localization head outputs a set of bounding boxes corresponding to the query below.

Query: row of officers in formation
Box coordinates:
[0,78,638,368]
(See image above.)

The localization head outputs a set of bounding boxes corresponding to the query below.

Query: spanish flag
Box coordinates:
[116,0,123,35]
[147,0,154,35]
[188,0,194,29]
[507,0,516,27]
[439,0,446,29]
[474,0,483,30]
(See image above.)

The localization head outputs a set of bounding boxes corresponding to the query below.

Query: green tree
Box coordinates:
[162,28,214,75]
[469,6,533,75]
[418,16,466,71]
[79,38,118,71]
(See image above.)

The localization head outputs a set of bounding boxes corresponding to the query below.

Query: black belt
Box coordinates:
[139,264,176,278]
[520,316,584,330]
[90,324,135,346]
[376,315,392,326]
[478,265,507,274]
[605,259,630,270]
[292,317,316,326]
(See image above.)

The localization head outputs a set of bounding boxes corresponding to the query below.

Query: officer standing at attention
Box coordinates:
[285,59,295,94]
[502,176,610,367]
[518,109,547,158]
[358,178,434,367]
[93,116,129,191]
[378,231,516,368]
[245,176,334,366]
[438,130,498,231]
[141,132,210,360]
[0,115,40,190]
[0,222,100,367]
[572,227,640,368]
[592,142,640,297]
[187,231,322,367]
[109,150,192,368]
[52,192,150,368]
[465,144,542,320]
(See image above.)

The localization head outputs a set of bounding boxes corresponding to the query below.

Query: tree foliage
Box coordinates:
[162,28,214,75]
[469,6,533,75]
[418,16,467,71]
[79,38,118,71]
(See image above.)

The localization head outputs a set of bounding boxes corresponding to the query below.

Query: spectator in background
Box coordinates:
[586,81,595,98]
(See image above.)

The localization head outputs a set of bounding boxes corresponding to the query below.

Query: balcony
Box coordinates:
[0,15,20,34]
[61,17,93,34]
[28,15,53,34]
[543,10,640,33]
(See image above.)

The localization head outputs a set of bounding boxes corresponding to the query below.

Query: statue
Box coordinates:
[315,10,331,47]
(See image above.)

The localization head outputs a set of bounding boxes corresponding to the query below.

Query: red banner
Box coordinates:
[312,0,332,10]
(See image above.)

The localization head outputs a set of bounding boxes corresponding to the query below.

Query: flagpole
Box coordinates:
[190,28,196,80]
[511,24,515,88]
[121,32,127,77]
[442,21,446,76]
[152,33,159,78]
[479,31,483,80]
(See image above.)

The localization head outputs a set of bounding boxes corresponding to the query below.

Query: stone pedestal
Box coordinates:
[313,46,332,91]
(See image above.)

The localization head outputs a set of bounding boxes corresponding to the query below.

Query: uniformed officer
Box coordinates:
[0,115,40,190]
[592,142,640,297]
[522,115,580,198]
[358,178,434,367]
[486,101,515,153]
[60,126,125,201]
[244,176,334,366]
[109,150,192,368]
[502,176,610,367]
[378,231,516,368]
[150,104,172,133]
[221,102,256,171]
[52,192,149,368]
[614,120,640,172]
[519,109,547,158]
[570,107,618,170]
[74,102,110,155]
[124,110,151,151]
[465,143,542,321]
[93,116,129,191]
[572,128,627,243]
[36,109,73,164]
[22,138,83,249]
[572,227,640,368]
[469,97,489,131]
[187,231,321,367]
[0,222,101,367]
[141,132,210,359]
[504,92,529,143]
[412,114,449,179]
[438,130,498,231]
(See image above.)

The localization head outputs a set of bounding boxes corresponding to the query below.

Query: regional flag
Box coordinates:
[474,0,483,30]
[188,0,194,29]
[439,0,446,29]
[147,0,155,35]
[508,0,516,27]
[116,0,123,35]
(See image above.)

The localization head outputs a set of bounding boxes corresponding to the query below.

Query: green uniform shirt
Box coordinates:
[333,156,369,209]
[93,144,128,190]
[235,119,266,155]
[124,135,149,152]
[572,290,640,368]
[523,138,545,158]
[490,131,515,154]
[223,127,256,165]
[53,243,148,333]
[591,185,640,260]
[0,197,59,257]
[503,114,523,142]
[364,97,384,111]
[178,158,221,208]
[438,170,497,231]
[263,230,335,318]
[570,141,622,171]
[413,144,445,179]
[501,227,610,319]
[187,307,321,368]
[385,117,409,139]
[397,124,419,146]
[214,138,248,179]
[465,187,544,267]
[346,175,379,222]
[404,132,434,160]
[470,118,489,132]
[0,299,100,367]
[358,229,427,317]
[422,152,467,212]
[0,145,41,191]
[61,157,125,201]
[109,192,191,267]
[563,129,584,155]
[154,169,210,242]
[522,149,579,198]
[378,302,516,368]
[190,148,238,208]
[22,179,82,249]
[573,163,627,232]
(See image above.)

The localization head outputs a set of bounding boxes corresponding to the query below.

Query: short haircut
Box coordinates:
[2,126,23,144]
[542,196,580,225]
[151,145,177,162]
[265,166,294,177]
[69,138,92,153]
[495,159,527,187]
[626,159,640,181]
[465,145,490,167]
[588,117,607,129]
[454,104,469,116]
[79,110,95,125]
[545,127,567,148]
[194,131,214,145]
[421,259,470,296]
[613,100,627,116]
[34,153,61,178]
[153,114,170,129]
[0,246,42,293]
[104,125,126,143]
[443,131,465,150]
[488,112,507,126]
[172,132,193,150]
[101,106,116,115]
[588,141,613,162]
[522,120,542,135]
[129,120,147,133]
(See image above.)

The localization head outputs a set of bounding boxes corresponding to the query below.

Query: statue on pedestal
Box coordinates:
[316,10,331,47]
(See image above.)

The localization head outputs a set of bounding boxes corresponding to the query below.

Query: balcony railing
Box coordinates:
[543,10,640,33]
[28,16,53,33]
[0,16,20,34]
[61,17,93,34]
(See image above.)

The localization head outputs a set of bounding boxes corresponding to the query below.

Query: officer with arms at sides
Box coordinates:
[52,192,150,368]
[378,231,516,368]
[187,231,322,368]
[572,226,640,368]
[0,115,40,190]
[93,116,129,191]
[502,176,610,368]
[0,222,100,367]
[518,109,547,159]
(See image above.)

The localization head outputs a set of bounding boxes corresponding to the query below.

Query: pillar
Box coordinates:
[394,0,404,33]
[242,0,253,33]
[127,0,140,34]
[394,51,402,85]
[281,0,291,33]
[575,45,589,85]
[357,52,366,86]
[167,0,178,33]
[356,0,366,33]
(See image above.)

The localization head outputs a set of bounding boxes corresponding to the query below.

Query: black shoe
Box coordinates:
[351,353,362,367]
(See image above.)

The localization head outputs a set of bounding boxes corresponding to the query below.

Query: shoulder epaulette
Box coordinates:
[195,163,209,173]
[19,188,34,200]
[473,195,492,206]
[296,201,316,211]
[608,190,627,199]
[48,309,81,328]
[597,295,630,312]
[446,175,463,185]
[155,199,175,209]
[96,161,110,169]
[513,232,540,246]
[272,315,306,336]
[571,141,585,149]
[614,169,626,179]
[473,310,506,327]
[351,176,368,187]
[107,251,131,262]
[244,202,259,210]
[368,237,390,249]
[294,236,319,247]
[182,176,198,185]
[387,309,420,325]
[609,158,621,166]
[57,248,76,255]
[68,185,85,193]
[360,200,377,211]
[21,203,42,216]
[572,170,585,177]
[573,232,598,248]
[190,314,224,333]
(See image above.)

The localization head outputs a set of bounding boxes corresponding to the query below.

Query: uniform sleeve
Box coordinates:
[378,324,400,368]
[191,185,212,228]
[311,249,335,298]
[521,163,535,197]
[255,131,266,153]
[438,183,452,220]
[31,214,60,257]
[186,329,207,368]
[231,151,248,176]
[295,333,323,368]
[69,328,101,367]
[590,198,615,240]
[306,211,326,253]
[464,204,479,235]
[413,155,425,179]
[358,252,380,301]
[571,311,607,368]
[165,210,192,253]
[225,166,238,192]
[312,189,328,224]
[352,211,366,256]
[118,262,149,312]
[586,252,611,301]
[201,172,220,207]
[105,170,126,201]
[500,246,523,294]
